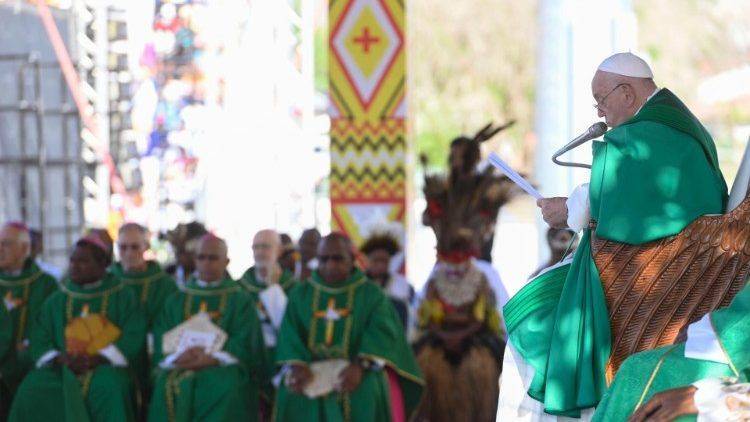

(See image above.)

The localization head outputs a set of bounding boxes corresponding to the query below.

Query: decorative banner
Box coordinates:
[329,0,406,248]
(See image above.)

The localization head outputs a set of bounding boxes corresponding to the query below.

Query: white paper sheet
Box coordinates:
[488,153,543,200]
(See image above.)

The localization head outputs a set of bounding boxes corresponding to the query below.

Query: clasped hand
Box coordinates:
[287,362,364,395]
[173,346,219,370]
[56,353,106,375]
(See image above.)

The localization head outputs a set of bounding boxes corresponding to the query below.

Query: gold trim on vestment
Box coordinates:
[0,271,43,287]
[60,282,124,299]
[633,344,679,411]
[179,285,240,296]
[358,352,426,386]
[121,272,165,304]
[307,277,366,294]
[710,314,740,377]
[307,279,361,358]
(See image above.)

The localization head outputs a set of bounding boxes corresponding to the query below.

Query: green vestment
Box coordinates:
[148,277,267,422]
[273,269,424,422]
[503,88,728,417]
[238,267,298,401]
[110,261,177,392]
[9,273,147,422]
[0,297,13,409]
[593,280,750,422]
[0,259,58,392]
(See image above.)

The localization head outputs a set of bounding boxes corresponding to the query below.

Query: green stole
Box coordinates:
[504,88,728,417]
[274,269,423,422]
[0,259,58,387]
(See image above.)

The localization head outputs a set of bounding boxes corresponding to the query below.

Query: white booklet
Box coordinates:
[162,312,227,355]
[301,359,350,398]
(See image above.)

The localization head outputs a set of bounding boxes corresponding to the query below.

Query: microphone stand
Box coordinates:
[552,145,592,169]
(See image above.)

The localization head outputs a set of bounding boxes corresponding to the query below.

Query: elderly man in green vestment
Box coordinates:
[239,229,298,406]
[148,234,267,422]
[274,233,423,422]
[592,277,750,422]
[109,223,176,405]
[9,235,147,422]
[500,52,728,420]
[0,222,58,396]
[239,229,298,353]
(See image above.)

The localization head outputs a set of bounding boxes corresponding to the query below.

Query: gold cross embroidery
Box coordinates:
[312,298,349,346]
[4,291,26,310]
[198,300,222,320]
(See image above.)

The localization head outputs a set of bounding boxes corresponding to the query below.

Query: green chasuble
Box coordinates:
[0,259,58,392]
[503,88,728,417]
[0,297,13,407]
[273,269,424,422]
[148,277,267,422]
[593,280,750,422]
[110,261,177,393]
[110,261,177,327]
[9,273,147,422]
[238,267,297,401]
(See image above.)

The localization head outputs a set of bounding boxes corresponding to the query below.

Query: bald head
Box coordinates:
[591,71,658,128]
[253,229,282,269]
[0,223,31,272]
[195,235,229,282]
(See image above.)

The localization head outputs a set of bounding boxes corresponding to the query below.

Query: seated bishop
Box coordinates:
[593,276,750,422]
[273,233,424,422]
[0,222,58,399]
[238,229,298,404]
[148,234,267,422]
[109,223,177,402]
[9,235,147,422]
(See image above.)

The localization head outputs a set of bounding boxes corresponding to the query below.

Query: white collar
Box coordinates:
[196,278,222,288]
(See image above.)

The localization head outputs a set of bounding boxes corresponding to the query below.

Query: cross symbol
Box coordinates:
[198,300,221,320]
[313,298,350,345]
[353,27,380,54]
[4,291,25,311]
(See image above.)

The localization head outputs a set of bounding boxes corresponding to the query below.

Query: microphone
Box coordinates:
[551,122,608,169]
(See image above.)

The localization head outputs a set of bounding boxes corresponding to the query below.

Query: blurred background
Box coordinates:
[0,0,748,294]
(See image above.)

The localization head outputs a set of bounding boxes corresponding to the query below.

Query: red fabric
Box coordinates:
[437,250,476,264]
[4,221,29,233]
[427,200,443,218]
[78,235,109,255]
[386,368,405,422]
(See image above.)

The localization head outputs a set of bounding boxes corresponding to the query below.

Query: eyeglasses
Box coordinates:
[196,254,221,261]
[593,83,627,111]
